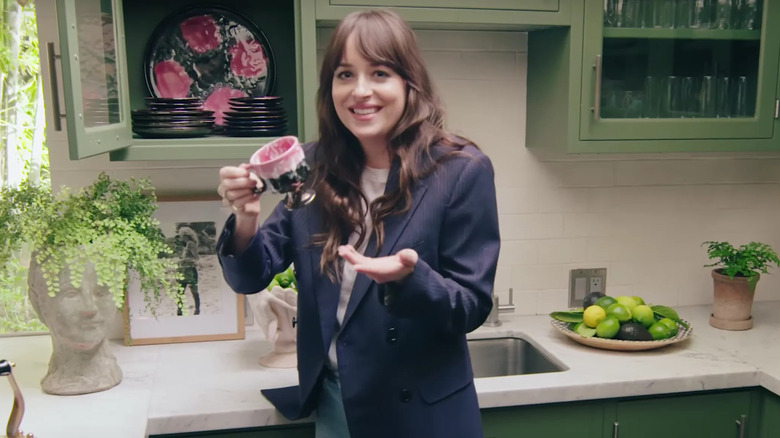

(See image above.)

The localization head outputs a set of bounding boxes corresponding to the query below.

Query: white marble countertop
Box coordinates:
[2,301,779,438]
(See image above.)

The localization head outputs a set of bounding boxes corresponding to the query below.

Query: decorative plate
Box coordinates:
[144,6,276,125]
[550,319,693,351]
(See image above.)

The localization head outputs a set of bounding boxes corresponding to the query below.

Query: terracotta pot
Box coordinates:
[710,268,757,331]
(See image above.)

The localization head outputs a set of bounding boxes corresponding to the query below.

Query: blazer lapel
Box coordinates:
[305,204,340,353]
[341,159,429,328]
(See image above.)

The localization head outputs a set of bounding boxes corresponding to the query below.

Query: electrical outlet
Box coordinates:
[590,276,603,293]
[569,268,607,307]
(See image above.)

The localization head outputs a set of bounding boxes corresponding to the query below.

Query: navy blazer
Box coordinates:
[218,142,500,438]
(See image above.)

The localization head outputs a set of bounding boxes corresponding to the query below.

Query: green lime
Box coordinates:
[606,303,632,323]
[657,318,679,336]
[594,296,617,310]
[632,296,646,305]
[615,296,638,311]
[648,322,672,340]
[596,316,621,339]
[583,305,607,328]
[631,304,656,328]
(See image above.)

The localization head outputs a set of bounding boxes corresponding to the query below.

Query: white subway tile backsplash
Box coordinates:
[499,214,564,240]
[537,239,588,264]
[498,240,538,266]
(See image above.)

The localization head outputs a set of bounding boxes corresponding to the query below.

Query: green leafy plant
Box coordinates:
[0,173,183,311]
[703,241,780,283]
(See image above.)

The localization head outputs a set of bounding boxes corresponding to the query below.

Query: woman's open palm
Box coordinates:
[338,245,418,284]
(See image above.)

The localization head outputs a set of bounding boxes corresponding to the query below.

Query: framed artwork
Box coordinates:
[123,196,244,345]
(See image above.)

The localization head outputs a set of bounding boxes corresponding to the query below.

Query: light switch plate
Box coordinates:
[569,268,607,308]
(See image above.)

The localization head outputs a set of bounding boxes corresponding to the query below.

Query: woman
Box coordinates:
[217,9,500,438]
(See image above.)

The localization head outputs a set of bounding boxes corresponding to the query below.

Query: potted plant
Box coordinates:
[703,240,780,331]
[0,173,183,395]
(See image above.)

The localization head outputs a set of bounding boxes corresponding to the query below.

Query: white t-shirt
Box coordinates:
[327,166,390,370]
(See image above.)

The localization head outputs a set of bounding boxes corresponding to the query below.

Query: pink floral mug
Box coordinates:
[249,136,315,209]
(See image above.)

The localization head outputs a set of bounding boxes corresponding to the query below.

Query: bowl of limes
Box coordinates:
[549,293,692,351]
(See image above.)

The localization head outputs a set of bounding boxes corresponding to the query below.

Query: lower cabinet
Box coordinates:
[153,388,772,437]
[759,389,780,438]
[481,401,603,438]
[481,388,761,438]
[150,424,315,438]
[605,389,758,438]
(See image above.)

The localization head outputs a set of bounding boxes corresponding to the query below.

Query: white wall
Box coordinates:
[41,2,780,317]
[410,29,780,314]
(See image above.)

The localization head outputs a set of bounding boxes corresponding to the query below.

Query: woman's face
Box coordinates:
[331,34,407,153]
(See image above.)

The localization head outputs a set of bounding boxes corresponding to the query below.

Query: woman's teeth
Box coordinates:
[353,108,378,115]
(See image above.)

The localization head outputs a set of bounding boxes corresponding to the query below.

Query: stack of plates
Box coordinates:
[132,97,215,138]
[223,97,287,137]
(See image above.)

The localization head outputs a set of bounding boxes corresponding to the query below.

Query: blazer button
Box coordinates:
[386,327,398,344]
[400,389,412,402]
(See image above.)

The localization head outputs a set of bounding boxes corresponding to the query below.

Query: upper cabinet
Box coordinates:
[313,0,571,28]
[527,0,780,153]
[52,0,308,161]
[55,0,132,159]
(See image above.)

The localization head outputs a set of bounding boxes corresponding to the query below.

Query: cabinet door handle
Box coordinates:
[612,421,619,438]
[592,54,603,120]
[736,414,746,438]
[46,42,65,131]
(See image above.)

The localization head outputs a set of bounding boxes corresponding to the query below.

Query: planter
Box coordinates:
[247,286,298,368]
[27,258,122,395]
[710,268,757,331]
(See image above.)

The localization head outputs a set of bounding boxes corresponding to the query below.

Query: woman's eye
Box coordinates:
[375,70,390,78]
[336,71,352,79]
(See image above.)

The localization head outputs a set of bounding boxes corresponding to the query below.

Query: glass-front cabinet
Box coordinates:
[581,0,778,141]
[53,0,308,161]
[56,0,132,159]
[527,0,780,153]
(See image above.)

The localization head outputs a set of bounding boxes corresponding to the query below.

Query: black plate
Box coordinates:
[223,110,285,118]
[133,120,215,128]
[133,126,214,138]
[132,109,215,117]
[223,127,287,137]
[224,121,286,129]
[132,114,216,122]
[225,105,286,113]
[144,6,276,126]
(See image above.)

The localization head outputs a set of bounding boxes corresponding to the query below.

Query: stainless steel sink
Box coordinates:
[467,336,567,378]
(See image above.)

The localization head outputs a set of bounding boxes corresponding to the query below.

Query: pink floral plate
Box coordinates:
[143,6,276,126]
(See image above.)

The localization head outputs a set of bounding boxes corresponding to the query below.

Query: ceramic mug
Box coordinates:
[249,136,315,209]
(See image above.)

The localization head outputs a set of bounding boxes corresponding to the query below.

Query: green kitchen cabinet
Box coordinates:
[527,0,780,153]
[150,424,314,438]
[759,388,780,438]
[604,389,760,438]
[481,400,603,438]
[313,0,571,29]
[51,0,314,161]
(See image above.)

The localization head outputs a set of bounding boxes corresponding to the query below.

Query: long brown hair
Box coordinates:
[312,9,470,280]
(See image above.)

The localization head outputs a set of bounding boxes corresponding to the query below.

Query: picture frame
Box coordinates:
[123,196,245,345]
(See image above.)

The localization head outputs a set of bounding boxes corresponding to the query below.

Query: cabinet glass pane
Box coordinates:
[599,0,762,120]
[75,0,121,128]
